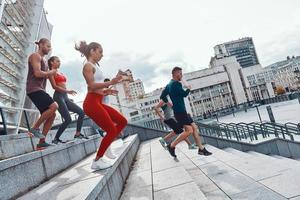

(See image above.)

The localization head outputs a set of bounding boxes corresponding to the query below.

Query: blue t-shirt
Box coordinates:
[160,79,190,114]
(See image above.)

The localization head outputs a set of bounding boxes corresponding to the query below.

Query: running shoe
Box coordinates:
[36,142,53,150]
[159,137,167,149]
[74,133,88,139]
[52,138,66,144]
[198,147,212,156]
[91,158,112,170]
[105,147,117,159]
[188,144,198,149]
[167,144,177,158]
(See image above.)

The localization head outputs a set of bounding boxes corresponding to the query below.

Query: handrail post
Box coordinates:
[23,110,31,131]
[0,107,8,135]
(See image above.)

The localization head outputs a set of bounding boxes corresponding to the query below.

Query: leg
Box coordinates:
[53,95,72,140]
[95,104,127,159]
[84,99,127,160]
[42,112,56,135]
[66,98,85,135]
[32,103,58,130]
[163,131,176,141]
[184,138,192,146]
[191,122,204,149]
[170,125,193,148]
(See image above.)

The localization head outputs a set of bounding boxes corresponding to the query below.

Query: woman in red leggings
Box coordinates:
[75,41,127,170]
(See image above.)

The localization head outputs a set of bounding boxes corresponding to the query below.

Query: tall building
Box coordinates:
[214,37,260,68]
[0,0,52,134]
[129,79,145,100]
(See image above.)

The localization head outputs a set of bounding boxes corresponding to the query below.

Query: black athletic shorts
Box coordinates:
[164,118,183,134]
[28,90,54,114]
[174,112,194,127]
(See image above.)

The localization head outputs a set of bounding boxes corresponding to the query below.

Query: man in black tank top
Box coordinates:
[26,38,58,150]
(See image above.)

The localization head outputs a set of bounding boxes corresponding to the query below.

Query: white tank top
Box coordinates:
[87,61,104,82]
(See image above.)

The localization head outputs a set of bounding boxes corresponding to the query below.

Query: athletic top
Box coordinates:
[26,58,48,94]
[87,62,104,83]
[54,72,67,83]
[161,79,190,114]
[161,104,173,120]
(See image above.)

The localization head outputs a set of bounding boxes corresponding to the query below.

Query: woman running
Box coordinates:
[75,41,127,170]
[48,56,86,144]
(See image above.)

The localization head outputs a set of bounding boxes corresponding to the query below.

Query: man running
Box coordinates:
[154,96,197,150]
[26,38,58,150]
[162,66,212,157]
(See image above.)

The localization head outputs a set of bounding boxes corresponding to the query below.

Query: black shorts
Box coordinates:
[28,90,54,114]
[164,118,183,134]
[174,112,194,127]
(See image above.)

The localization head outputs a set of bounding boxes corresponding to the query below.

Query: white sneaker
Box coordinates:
[105,147,117,159]
[91,158,112,170]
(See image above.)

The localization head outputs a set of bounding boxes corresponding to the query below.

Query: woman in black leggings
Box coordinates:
[48,56,87,144]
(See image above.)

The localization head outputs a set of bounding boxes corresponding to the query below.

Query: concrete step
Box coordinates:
[120,138,208,200]
[0,127,96,160]
[177,144,291,199]
[0,134,101,200]
[225,148,300,169]
[18,135,139,200]
[271,154,300,166]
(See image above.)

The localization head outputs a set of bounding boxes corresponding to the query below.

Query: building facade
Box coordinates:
[0,0,52,134]
[214,37,260,68]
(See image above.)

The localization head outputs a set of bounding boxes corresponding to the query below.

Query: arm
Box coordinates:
[82,63,122,90]
[30,53,56,78]
[154,100,165,120]
[173,81,190,97]
[160,86,169,103]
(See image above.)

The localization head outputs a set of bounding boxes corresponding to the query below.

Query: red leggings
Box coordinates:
[83,93,127,160]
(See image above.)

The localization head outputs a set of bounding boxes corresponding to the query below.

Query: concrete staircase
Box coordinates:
[0,127,95,159]
[121,138,300,200]
[0,126,140,200]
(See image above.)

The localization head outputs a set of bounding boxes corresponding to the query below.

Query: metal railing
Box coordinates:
[140,116,298,144]
[0,105,39,135]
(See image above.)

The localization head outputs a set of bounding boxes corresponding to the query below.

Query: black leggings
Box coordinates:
[53,91,84,139]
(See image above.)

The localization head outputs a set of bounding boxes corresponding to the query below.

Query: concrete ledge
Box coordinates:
[0,134,101,200]
[201,134,300,159]
[18,134,140,200]
[0,127,96,160]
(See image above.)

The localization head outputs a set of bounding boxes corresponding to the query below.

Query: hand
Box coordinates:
[167,102,173,107]
[160,117,165,123]
[67,90,77,95]
[48,69,57,76]
[111,75,122,84]
[103,88,118,96]
[186,85,192,90]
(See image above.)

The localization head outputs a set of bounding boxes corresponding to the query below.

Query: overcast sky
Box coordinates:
[44,0,300,102]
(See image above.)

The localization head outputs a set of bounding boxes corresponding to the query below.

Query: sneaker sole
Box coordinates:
[91,165,112,171]
[36,147,46,151]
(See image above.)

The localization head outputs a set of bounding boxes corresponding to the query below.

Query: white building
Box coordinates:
[267,56,300,92]
[129,79,145,100]
[0,0,52,134]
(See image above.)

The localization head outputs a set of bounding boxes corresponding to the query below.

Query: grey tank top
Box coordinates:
[162,104,173,120]
[26,57,48,94]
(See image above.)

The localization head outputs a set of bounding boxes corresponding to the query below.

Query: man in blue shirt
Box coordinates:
[162,66,212,157]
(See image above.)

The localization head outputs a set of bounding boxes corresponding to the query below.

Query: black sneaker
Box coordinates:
[167,144,177,158]
[36,142,53,150]
[52,138,66,144]
[198,147,212,156]
[74,133,88,139]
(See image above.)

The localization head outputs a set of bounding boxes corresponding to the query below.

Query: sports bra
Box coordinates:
[54,72,67,83]
[87,61,104,82]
